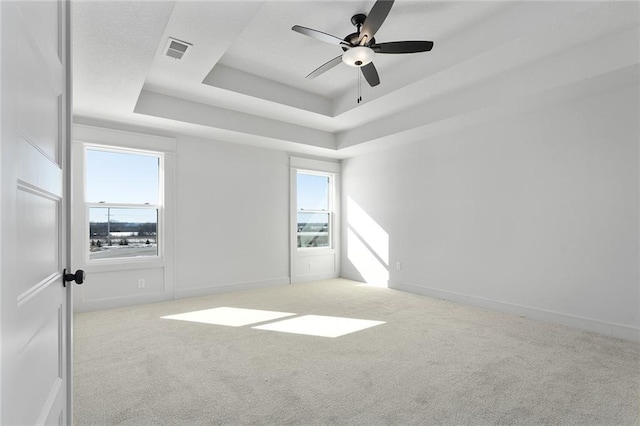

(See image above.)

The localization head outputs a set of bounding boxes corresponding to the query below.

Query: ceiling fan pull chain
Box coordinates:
[357,68,362,104]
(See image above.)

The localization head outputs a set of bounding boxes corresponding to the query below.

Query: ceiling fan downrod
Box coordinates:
[351,13,367,34]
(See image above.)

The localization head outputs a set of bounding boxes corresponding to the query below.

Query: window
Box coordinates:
[297,171,332,248]
[85,147,161,261]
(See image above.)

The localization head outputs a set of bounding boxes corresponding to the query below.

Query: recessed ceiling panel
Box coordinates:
[217,1,454,100]
[202,63,334,116]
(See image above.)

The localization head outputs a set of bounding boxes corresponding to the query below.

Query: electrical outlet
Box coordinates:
[396,262,402,271]
[138,279,145,288]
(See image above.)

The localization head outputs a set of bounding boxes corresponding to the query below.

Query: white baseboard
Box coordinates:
[291,272,340,284]
[74,278,291,312]
[389,280,640,343]
[74,292,170,313]
[175,277,290,300]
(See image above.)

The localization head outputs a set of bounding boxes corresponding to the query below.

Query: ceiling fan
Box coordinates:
[292,0,434,87]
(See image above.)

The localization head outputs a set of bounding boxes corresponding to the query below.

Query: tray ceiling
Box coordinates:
[73,1,640,158]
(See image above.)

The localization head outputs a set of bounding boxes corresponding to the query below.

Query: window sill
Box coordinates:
[297,248,336,254]
[83,257,165,273]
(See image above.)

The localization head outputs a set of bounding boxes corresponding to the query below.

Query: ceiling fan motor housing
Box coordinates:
[341,21,376,68]
[342,46,375,67]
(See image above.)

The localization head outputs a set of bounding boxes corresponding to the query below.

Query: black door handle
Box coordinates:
[63,269,85,286]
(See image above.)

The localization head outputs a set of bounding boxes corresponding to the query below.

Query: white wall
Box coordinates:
[341,86,640,341]
[174,136,290,298]
[72,128,335,309]
[72,125,177,312]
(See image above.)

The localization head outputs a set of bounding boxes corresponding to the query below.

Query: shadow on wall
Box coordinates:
[346,196,389,287]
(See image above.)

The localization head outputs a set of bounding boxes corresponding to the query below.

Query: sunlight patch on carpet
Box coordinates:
[161,307,296,327]
[252,315,385,338]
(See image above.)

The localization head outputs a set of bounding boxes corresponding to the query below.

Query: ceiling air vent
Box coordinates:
[164,38,192,60]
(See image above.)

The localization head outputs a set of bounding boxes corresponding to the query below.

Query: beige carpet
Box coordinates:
[74,279,640,425]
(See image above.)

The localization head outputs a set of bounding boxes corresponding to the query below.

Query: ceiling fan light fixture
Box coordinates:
[342,46,374,67]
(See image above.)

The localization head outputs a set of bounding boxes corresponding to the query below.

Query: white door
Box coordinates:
[1,1,72,424]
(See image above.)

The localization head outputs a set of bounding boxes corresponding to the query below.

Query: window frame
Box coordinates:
[83,144,165,265]
[295,169,334,251]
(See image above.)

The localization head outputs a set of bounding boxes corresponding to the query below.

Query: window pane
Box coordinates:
[86,149,159,204]
[297,173,329,211]
[89,208,158,260]
[297,212,329,248]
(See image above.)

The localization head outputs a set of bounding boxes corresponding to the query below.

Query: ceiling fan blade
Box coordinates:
[360,62,380,87]
[372,40,434,54]
[292,25,349,47]
[359,0,395,46]
[306,55,343,79]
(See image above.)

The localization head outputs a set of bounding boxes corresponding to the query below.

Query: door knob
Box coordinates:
[63,269,85,286]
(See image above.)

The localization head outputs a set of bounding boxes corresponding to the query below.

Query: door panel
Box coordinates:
[16,137,64,197]
[12,296,64,425]
[1,1,70,424]
[16,186,60,299]
[15,2,62,163]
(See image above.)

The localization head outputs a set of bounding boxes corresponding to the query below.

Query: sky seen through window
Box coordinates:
[87,149,159,222]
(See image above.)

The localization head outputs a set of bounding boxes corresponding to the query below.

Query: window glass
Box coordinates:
[89,208,158,260]
[297,173,329,211]
[86,149,159,204]
[297,212,329,248]
[85,147,161,261]
[296,172,331,248]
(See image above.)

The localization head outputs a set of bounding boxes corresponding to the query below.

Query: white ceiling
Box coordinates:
[72,0,640,159]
